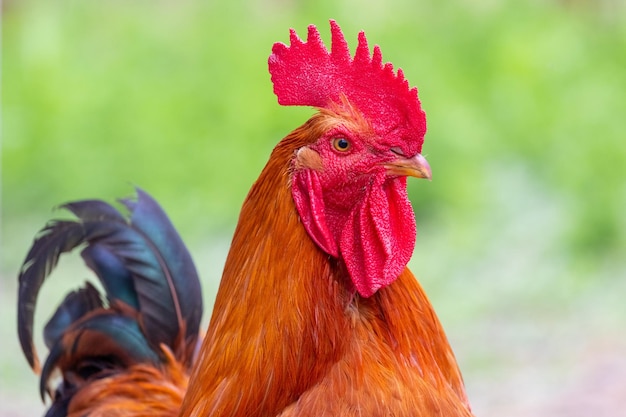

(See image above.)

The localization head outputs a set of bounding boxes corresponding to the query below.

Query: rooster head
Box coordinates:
[269,20,431,297]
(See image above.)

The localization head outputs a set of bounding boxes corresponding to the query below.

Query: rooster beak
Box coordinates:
[384,153,432,180]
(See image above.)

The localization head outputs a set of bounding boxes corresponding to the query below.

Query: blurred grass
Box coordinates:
[2,0,626,416]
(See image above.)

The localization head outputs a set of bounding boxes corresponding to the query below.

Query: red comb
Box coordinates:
[269,20,426,152]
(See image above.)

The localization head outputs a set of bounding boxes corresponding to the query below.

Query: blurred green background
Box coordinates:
[2,0,625,416]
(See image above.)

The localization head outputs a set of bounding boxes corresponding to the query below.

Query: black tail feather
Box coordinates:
[42,283,103,350]
[16,188,203,405]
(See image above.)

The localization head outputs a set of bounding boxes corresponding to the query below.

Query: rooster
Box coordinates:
[18,21,472,417]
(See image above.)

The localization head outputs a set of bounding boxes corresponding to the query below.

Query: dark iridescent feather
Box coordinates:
[80,244,140,310]
[43,283,103,350]
[16,188,203,406]
[121,189,203,356]
[62,199,126,223]
[18,220,92,371]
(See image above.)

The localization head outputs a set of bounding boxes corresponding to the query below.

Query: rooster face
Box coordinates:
[291,106,431,297]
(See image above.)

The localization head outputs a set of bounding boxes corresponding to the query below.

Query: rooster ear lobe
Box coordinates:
[291,169,339,257]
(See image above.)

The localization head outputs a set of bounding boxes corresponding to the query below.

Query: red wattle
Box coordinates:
[293,168,416,298]
[340,175,416,297]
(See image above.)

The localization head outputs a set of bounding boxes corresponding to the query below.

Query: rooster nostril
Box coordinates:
[390,147,405,156]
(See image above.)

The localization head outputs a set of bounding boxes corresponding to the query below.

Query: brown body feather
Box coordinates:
[180,115,472,416]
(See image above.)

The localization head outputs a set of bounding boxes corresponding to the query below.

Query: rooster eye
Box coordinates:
[332,137,351,152]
